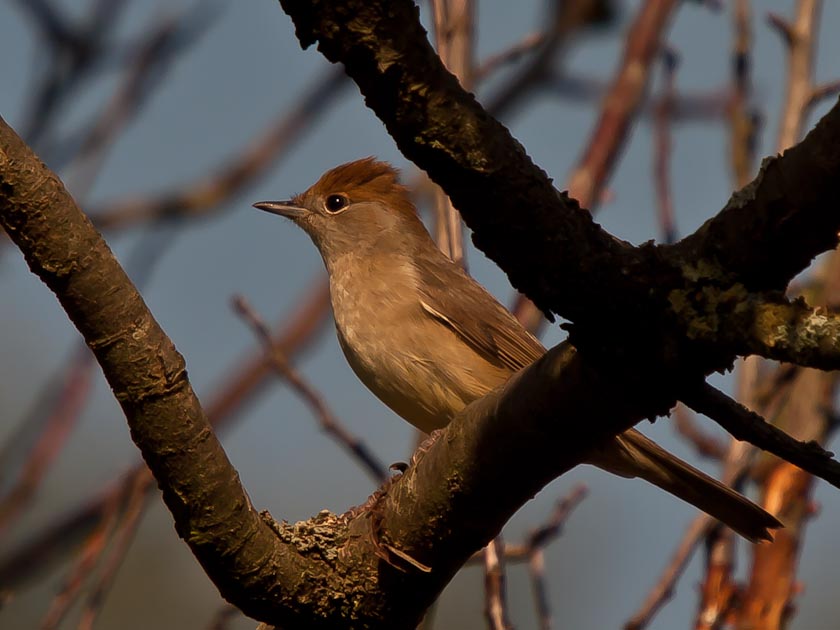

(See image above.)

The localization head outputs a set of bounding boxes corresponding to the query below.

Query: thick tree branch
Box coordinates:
[669,288,840,370]
[0,114,322,624]
[676,95,840,292]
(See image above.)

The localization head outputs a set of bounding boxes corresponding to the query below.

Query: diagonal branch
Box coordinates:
[0,113,305,623]
[681,382,840,488]
[90,67,348,230]
[675,95,840,293]
[232,295,388,483]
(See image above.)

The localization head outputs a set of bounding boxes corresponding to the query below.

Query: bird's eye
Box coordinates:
[325,194,349,213]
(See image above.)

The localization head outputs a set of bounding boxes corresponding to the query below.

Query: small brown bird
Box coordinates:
[255,158,780,542]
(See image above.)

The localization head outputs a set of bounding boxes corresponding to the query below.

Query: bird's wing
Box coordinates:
[417,259,546,371]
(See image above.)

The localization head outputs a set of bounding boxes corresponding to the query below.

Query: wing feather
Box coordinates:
[417,260,545,372]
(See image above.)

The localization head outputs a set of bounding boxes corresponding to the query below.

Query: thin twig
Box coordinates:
[483,536,511,630]
[474,31,546,82]
[728,0,759,189]
[466,484,588,566]
[0,347,94,537]
[76,472,154,630]
[626,439,754,630]
[652,47,679,244]
[526,484,588,550]
[770,0,821,152]
[64,15,195,196]
[90,67,348,231]
[14,0,131,146]
[485,0,607,118]
[808,79,840,107]
[566,0,678,211]
[431,0,473,267]
[525,485,588,630]
[207,604,241,630]
[38,482,124,630]
[232,294,388,483]
[681,381,840,489]
[529,549,550,630]
[672,403,727,461]
[624,514,711,630]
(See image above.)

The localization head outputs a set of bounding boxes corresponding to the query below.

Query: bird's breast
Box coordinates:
[327,255,500,433]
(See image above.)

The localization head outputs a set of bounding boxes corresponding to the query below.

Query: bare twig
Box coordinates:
[524,485,589,630]
[485,0,611,118]
[472,486,588,629]
[483,536,511,630]
[681,382,840,489]
[76,472,154,630]
[652,47,679,244]
[474,31,546,82]
[38,483,124,630]
[566,0,678,210]
[626,437,755,630]
[624,514,711,630]
[728,0,760,189]
[14,0,131,146]
[207,604,241,630]
[232,295,388,483]
[526,484,588,551]
[90,67,348,231]
[431,0,473,267]
[0,347,94,537]
[672,403,727,461]
[770,0,821,151]
[64,15,197,196]
[528,549,551,630]
[465,485,588,569]
[808,79,840,107]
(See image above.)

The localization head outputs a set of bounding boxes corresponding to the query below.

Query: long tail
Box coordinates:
[590,429,781,542]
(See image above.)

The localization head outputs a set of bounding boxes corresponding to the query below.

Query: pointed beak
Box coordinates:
[253,200,308,220]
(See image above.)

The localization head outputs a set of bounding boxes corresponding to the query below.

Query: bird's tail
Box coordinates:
[590,428,781,542]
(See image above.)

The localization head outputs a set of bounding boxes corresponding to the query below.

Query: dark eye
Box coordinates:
[325,194,349,213]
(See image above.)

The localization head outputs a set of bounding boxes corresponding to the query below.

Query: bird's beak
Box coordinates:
[253,200,307,219]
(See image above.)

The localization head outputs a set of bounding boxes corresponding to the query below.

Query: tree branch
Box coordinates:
[675,95,840,293]
[681,382,840,488]
[0,113,322,624]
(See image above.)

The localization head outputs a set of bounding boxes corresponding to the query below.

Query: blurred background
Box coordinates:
[1,0,839,628]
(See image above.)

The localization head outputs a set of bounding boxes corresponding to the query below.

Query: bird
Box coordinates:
[254,157,780,542]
